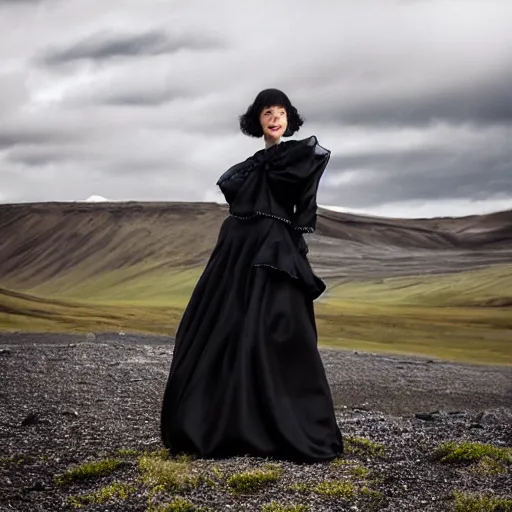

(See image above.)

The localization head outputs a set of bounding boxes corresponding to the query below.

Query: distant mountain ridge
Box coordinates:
[0,201,510,290]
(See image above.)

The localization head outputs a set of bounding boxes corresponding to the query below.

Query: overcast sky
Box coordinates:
[1,0,511,218]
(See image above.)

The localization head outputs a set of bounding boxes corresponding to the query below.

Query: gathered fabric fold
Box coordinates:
[216,135,330,235]
[251,222,326,301]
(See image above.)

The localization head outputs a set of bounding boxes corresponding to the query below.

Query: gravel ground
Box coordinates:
[0,332,511,512]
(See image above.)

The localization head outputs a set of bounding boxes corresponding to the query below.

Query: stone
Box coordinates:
[61,410,79,417]
[21,412,40,426]
[415,412,437,421]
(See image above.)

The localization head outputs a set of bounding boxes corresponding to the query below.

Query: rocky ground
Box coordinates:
[0,332,511,512]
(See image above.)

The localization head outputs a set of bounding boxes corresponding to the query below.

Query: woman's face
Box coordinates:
[259,105,288,141]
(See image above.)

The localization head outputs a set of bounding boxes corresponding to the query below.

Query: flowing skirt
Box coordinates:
[160,215,343,462]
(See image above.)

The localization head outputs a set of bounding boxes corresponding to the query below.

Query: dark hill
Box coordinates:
[0,201,511,288]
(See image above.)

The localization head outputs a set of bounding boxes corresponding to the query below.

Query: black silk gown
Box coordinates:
[160,135,343,462]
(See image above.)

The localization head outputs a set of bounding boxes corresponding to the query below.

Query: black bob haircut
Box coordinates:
[239,88,304,138]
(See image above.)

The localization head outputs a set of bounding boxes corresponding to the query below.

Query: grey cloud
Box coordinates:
[3,127,196,179]
[343,165,511,207]
[5,145,85,167]
[0,131,60,150]
[101,95,240,135]
[0,0,44,4]
[0,73,28,116]
[9,153,61,167]
[302,68,512,128]
[328,146,501,179]
[0,122,81,150]
[100,86,193,107]
[39,29,224,66]
[322,140,512,208]
[103,91,177,107]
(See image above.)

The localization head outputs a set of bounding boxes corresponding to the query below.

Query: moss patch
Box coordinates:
[289,482,310,493]
[116,447,140,457]
[147,496,211,511]
[347,464,371,479]
[331,457,353,467]
[314,480,356,499]
[67,482,135,508]
[345,436,386,457]
[434,441,512,465]
[210,466,224,480]
[54,458,124,485]
[261,502,309,512]
[226,465,282,495]
[453,491,512,511]
[360,486,386,503]
[469,455,508,476]
[138,453,200,492]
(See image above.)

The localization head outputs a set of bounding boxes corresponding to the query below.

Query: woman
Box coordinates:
[160,88,343,463]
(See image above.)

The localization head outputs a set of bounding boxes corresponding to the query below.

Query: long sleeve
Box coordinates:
[292,142,330,233]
